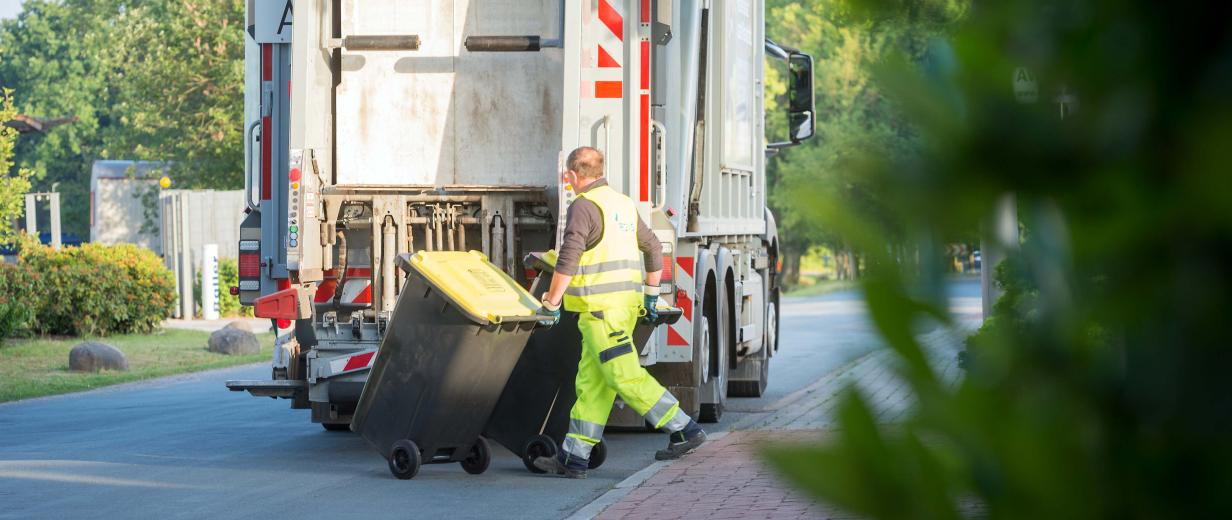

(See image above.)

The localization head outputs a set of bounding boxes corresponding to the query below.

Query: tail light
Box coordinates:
[238,240,261,293]
[239,241,261,277]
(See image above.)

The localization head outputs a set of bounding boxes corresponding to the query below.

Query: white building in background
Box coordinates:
[89,160,168,252]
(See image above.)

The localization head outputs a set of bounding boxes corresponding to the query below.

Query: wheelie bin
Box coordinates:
[483,251,681,474]
[351,251,542,480]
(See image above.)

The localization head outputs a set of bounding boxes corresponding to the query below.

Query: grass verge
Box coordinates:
[786,279,859,298]
[0,328,274,403]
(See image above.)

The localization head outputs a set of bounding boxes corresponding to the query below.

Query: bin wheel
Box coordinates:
[461,436,492,475]
[587,440,607,470]
[522,434,557,474]
[388,439,421,480]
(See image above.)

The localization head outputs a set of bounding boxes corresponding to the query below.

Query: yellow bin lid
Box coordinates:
[405,250,541,324]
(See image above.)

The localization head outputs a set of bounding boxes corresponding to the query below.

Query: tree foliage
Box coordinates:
[0,0,244,236]
[764,0,967,283]
[0,89,32,244]
[766,0,1232,517]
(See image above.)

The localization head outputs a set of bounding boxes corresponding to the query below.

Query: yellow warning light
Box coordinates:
[159,176,172,189]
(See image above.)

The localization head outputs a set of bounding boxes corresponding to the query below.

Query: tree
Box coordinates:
[0,89,32,244]
[765,0,1232,517]
[102,0,245,189]
[0,0,125,237]
[763,0,966,285]
[0,0,245,236]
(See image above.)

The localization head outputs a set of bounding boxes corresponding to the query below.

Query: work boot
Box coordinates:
[655,420,706,461]
[533,453,588,479]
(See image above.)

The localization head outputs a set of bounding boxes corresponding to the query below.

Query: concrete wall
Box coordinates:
[160,189,247,318]
[160,189,246,270]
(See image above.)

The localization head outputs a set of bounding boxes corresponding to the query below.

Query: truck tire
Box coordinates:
[730,292,775,398]
[698,288,727,422]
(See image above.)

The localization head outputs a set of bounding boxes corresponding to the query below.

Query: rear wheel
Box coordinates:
[521,434,557,474]
[461,436,491,475]
[699,289,727,422]
[388,439,421,480]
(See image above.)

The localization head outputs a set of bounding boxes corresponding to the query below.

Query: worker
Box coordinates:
[534,147,706,479]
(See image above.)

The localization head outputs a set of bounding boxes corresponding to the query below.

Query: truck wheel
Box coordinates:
[522,434,557,474]
[587,440,607,470]
[389,439,421,480]
[322,422,350,432]
[699,292,727,423]
[769,290,781,356]
[461,436,491,475]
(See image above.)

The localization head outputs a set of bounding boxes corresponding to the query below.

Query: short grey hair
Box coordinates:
[566,147,604,179]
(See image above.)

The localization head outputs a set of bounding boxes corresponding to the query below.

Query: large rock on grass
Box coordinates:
[69,342,129,372]
[208,323,261,356]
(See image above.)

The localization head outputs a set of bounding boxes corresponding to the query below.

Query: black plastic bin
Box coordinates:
[483,252,681,473]
[351,251,542,480]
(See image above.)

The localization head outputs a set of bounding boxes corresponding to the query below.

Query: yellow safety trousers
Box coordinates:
[563,306,689,461]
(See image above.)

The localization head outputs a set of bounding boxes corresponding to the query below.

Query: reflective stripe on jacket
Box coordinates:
[563,185,644,312]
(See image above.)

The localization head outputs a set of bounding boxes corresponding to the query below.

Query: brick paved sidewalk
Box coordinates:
[589,324,972,520]
[596,430,833,520]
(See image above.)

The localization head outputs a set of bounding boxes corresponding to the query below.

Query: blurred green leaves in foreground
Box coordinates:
[765,0,1232,518]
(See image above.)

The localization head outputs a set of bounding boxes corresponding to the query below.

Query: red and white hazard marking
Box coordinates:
[324,350,377,378]
[669,256,694,349]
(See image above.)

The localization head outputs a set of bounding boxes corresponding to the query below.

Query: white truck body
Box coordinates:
[230,0,814,427]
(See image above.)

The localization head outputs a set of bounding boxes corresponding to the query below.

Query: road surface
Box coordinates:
[0,278,980,519]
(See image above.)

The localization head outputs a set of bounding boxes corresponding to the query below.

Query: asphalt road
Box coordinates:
[0,278,980,520]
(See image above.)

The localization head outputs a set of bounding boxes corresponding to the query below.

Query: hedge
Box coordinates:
[0,262,42,338]
[6,237,177,337]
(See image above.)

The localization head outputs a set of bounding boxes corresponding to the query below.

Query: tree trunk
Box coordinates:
[782,249,802,289]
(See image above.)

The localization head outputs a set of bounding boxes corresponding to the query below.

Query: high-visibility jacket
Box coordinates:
[563,185,644,312]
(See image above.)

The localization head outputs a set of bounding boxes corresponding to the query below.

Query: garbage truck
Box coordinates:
[227,0,816,430]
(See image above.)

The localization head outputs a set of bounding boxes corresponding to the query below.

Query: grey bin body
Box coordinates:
[482,262,681,471]
[351,263,537,473]
[483,274,584,460]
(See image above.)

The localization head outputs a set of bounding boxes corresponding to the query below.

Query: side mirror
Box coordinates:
[765,39,816,150]
[786,53,816,143]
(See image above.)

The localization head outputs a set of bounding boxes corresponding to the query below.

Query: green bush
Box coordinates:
[192,258,252,318]
[0,262,42,338]
[18,238,176,336]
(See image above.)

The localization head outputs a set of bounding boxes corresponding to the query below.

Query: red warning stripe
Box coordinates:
[677,290,693,322]
[639,94,650,201]
[343,352,375,372]
[596,81,623,99]
[641,0,651,24]
[598,0,623,41]
[598,45,620,68]
[668,327,689,346]
[261,43,272,201]
[677,257,695,278]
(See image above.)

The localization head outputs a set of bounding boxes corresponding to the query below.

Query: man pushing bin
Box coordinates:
[534,147,707,479]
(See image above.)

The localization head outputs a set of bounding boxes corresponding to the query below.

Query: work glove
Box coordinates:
[537,296,561,327]
[642,286,660,324]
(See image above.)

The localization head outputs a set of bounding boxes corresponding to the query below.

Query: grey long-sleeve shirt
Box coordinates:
[555,179,664,277]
